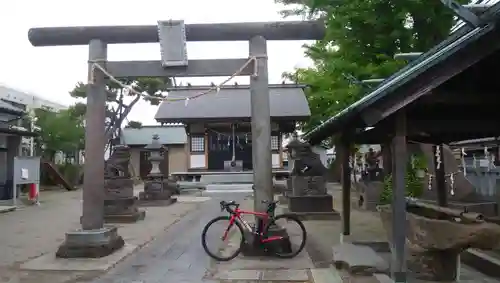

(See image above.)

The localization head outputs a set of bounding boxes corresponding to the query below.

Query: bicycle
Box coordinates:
[201,199,307,261]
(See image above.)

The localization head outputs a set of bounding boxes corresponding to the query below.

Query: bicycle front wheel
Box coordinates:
[264,213,307,258]
[201,216,245,261]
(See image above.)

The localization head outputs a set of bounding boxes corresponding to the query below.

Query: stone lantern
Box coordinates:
[138,134,177,206]
[147,134,164,176]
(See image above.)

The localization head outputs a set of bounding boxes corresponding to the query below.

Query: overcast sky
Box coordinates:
[0,0,313,124]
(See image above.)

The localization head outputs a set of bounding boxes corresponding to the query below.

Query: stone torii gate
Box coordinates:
[28,20,325,257]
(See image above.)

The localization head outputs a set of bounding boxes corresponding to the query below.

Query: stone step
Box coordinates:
[332,243,389,276]
[205,184,253,193]
[461,248,500,278]
[201,173,254,184]
[310,266,343,283]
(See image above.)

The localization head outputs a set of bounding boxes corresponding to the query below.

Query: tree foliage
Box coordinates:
[127,120,143,129]
[33,107,85,160]
[276,0,465,136]
[69,77,171,148]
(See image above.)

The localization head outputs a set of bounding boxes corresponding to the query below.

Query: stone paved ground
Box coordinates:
[88,191,251,283]
[0,186,202,283]
[209,196,316,282]
[1,184,498,283]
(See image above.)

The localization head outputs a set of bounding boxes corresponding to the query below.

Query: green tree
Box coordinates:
[69,77,171,149]
[276,0,464,179]
[277,0,463,134]
[34,107,85,161]
[127,120,143,129]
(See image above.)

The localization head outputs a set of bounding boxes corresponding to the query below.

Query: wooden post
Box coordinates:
[340,134,351,242]
[434,144,448,207]
[391,111,407,282]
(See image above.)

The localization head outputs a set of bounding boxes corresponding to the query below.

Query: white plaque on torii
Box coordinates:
[157,20,188,67]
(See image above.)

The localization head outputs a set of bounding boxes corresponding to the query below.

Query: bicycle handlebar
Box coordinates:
[220,200,239,213]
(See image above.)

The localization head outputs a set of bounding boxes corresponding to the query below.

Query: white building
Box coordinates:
[0,85,68,160]
[0,85,68,112]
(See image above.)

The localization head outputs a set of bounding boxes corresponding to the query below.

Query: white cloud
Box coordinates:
[0,0,313,124]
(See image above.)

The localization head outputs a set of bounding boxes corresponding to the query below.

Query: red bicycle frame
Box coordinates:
[222,207,284,243]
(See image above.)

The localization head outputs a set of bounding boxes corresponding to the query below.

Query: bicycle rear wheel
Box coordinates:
[201,216,245,261]
[264,213,307,258]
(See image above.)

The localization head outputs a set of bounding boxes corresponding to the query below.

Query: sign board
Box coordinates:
[14,156,40,185]
[157,20,188,67]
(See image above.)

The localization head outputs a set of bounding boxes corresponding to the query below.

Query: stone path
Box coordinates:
[0,187,203,283]
[89,192,251,283]
[2,184,500,283]
[207,195,318,282]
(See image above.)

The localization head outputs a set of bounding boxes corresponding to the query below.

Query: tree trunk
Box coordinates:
[104,94,141,146]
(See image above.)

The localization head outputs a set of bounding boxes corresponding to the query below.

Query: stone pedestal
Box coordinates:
[354,181,384,212]
[407,243,459,281]
[278,178,293,205]
[273,179,287,195]
[291,176,327,195]
[285,178,292,196]
[287,176,340,220]
[104,178,145,223]
[139,179,177,206]
[288,195,340,220]
[241,223,292,257]
[56,226,125,258]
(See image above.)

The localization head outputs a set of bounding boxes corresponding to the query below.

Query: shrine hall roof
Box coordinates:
[121,125,187,146]
[0,99,25,115]
[154,84,310,123]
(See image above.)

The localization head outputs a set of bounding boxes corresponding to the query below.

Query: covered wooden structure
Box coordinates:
[303,5,500,281]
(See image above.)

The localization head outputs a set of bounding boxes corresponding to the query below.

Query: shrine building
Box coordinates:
[152,84,310,173]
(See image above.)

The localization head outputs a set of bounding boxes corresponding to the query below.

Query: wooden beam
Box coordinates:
[408,105,500,119]
[419,91,500,104]
[409,119,500,134]
[106,59,254,78]
[353,114,500,144]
